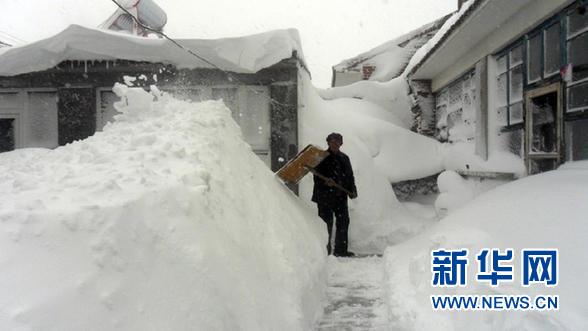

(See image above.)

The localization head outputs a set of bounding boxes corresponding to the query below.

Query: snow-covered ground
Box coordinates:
[317,256,388,330]
[0,85,326,330]
[384,162,588,330]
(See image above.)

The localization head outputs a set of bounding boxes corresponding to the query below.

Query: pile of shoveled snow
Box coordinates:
[384,162,588,330]
[0,85,326,330]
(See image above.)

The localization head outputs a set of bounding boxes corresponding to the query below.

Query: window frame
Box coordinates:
[495,42,525,127]
[565,6,588,113]
[543,22,562,78]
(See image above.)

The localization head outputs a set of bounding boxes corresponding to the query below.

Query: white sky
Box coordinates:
[0,0,456,87]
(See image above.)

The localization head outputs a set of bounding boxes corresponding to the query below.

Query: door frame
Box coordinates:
[524,82,563,174]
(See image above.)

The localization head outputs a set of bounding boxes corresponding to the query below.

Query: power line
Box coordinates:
[0,30,27,44]
[108,0,295,108]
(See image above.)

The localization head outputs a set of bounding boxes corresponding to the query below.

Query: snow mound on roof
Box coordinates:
[0,85,325,330]
[333,15,449,82]
[0,24,305,76]
[384,164,588,330]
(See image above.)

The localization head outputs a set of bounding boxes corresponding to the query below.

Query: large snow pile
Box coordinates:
[0,85,326,330]
[384,162,588,330]
[0,24,304,76]
[300,76,444,252]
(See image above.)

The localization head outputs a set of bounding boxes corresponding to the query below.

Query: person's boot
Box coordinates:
[334,251,355,257]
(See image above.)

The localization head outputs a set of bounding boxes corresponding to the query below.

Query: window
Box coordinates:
[496,45,524,126]
[0,117,16,152]
[527,34,542,83]
[566,9,588,111]
[568,8,588,37]
[567,9,588,82]
[27,92,58,149]
[526,23,563,83]
[565,118,588,161]
[567,81,588,111]
[567,32,588,81]
[97,90,119,131]
[434,71,476,142]
[212,87,238,115]
[544,23,561,76]
[239,88,271,152]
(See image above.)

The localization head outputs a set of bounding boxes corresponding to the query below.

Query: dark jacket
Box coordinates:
[311,150,357,205]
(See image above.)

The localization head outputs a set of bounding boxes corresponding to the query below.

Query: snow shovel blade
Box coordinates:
[276,144,329,184]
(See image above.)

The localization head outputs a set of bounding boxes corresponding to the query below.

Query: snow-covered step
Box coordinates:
[316,256,388,330]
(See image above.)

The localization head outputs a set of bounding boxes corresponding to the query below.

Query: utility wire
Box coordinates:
[108,0,295,108]
[0,30,27,44]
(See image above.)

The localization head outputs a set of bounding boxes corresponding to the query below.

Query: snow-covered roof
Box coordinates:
[410,0,574,80]
[409,0,485,79]
[332,14,450,82]
[0,25,306,77]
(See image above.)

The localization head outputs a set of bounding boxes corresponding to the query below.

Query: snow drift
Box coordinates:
[0,85,326,330]
[384,163,588,330]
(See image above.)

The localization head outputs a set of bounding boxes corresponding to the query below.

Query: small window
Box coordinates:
[0,117,16,152]
[27,92,58,149]
[565,118,588,161]
[567,81,588,111]
[544,24,561,76]
[239,88,270,151]
[97,90,120,131]
[212,87,238,115]
[448,81,463,106]
[496,55,507,74]
[509,102,524,125]
[528,34,542,83]
[568,9,588,37]
[510,45,523,68]
[568,32,588,81]
[510,65,523,103]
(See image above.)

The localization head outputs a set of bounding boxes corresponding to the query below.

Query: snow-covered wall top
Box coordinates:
[332,15,449,82]
[0,24,306,76]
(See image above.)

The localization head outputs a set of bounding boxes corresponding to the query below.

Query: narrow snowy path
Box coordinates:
[316,256,389,331]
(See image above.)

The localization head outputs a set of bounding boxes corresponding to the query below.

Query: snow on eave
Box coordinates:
[408,0,485,79]
[332,14,451,74]
[0,24,308,77]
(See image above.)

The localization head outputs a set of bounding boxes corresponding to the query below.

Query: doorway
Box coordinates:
[525,83,562,174]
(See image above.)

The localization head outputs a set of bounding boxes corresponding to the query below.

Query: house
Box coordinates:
[0,25,309,172]
[409,0,588,176]
[331,14,451,87]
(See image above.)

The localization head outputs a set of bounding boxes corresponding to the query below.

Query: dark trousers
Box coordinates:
[317,200,350,255]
